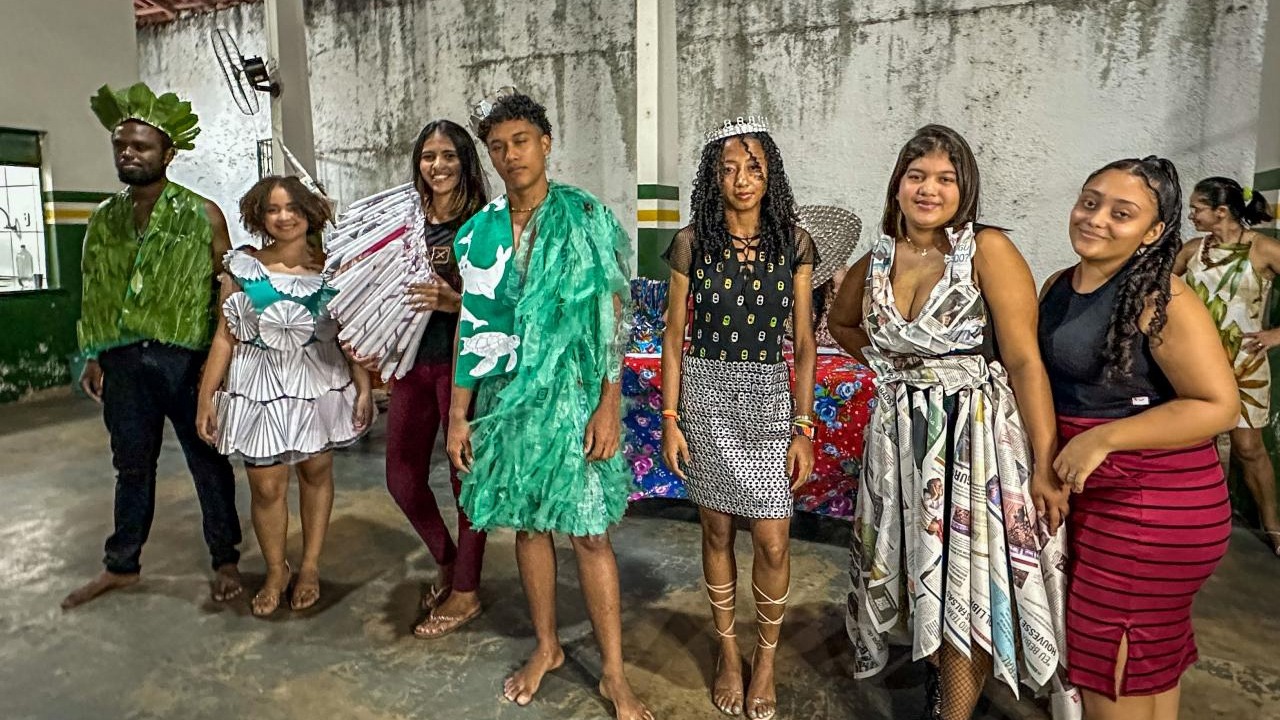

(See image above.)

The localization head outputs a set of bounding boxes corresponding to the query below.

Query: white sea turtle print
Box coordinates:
[459,244,512,300]
[461,331,520,377]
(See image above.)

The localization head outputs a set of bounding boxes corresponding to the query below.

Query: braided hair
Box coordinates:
[1086,156,1183,379]
[689,133,799,264]
[1193,176,1274,227]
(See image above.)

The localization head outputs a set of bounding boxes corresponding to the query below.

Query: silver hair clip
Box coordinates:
[704,115,770,144]
[468,86,518,134]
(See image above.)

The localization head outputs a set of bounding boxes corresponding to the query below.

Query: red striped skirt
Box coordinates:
[1058,416,1231,699]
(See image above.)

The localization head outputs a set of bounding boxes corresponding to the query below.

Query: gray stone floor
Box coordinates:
[1,395,1278,719]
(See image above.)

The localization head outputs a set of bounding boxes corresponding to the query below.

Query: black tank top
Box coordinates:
[1038,266,1175,419]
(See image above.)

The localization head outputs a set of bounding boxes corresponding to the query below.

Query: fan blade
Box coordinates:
[210,28,259,116]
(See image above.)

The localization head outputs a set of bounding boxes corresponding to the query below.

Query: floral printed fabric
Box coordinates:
[622,353,874,517]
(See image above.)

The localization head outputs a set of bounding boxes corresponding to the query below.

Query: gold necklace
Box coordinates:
[509,193,548,214]
[903,235,930,256]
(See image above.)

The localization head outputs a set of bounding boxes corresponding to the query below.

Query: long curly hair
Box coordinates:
[1085,156,1183,379]
[409,119,489,226]
[689,132,799,264]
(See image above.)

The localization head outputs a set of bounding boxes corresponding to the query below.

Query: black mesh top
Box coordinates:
[1038,266,1175,418]
[664,224,818,364]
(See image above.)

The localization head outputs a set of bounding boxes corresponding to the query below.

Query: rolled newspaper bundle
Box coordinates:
[326,184,434,382]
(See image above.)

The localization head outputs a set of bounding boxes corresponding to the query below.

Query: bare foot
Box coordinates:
[745,649,777,720]
[291,565,321,611]
[712,644,744,715]
[61,571,140,610]
[600,672,655,720]
[212,564,243,602]
[502,646,565,706]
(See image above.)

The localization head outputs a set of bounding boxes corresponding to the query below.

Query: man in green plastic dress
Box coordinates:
[445,90,652,720]
[61,83,243,610]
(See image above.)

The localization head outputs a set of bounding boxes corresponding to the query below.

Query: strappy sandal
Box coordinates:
[747,582,789,720]
[413,604,482,639]
[421,583,451,611]
[290,568,321,611]
[251,587,285,617]
[706,579,744,716]
[251,563,290,618]
[1265,530,1280,557]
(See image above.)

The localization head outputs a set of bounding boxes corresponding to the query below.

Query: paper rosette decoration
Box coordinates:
[259,300,316,350]
[222,292,260,343]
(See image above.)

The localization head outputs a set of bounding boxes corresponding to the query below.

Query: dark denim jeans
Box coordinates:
[98,342,241,574]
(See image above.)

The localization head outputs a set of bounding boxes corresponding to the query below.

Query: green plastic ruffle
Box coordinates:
[458,183,635,537]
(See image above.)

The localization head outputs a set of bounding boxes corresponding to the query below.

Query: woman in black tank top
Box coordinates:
[1037,157,1237,719]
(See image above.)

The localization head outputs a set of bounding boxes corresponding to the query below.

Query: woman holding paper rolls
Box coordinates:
[382,119,491,638]
[196,175,375,617]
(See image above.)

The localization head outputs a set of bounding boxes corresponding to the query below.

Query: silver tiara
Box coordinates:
[468,85,518,134]
[704,115,770,144]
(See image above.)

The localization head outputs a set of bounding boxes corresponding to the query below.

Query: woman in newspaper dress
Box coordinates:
[827,126,1069,720]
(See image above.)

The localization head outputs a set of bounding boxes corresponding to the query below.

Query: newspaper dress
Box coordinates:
[846,224,1071,700]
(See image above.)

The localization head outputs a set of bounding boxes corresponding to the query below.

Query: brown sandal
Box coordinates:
[413,604,482,639]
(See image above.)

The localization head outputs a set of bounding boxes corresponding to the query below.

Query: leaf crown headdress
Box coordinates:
[90,82,200,151]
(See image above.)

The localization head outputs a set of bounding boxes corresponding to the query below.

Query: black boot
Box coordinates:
[921,661,943,720]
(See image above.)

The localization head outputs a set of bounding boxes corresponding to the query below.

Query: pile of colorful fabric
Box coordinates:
[627,278,668,355]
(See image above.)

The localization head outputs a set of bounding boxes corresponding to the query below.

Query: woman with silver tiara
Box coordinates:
[661,116,818,720]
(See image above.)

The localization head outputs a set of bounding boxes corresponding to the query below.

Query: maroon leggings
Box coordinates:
[385,361,485,592]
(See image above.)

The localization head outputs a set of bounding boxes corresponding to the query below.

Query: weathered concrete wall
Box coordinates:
[139,0,637,247]
[676,0,1269,279]
[138,6,273,247]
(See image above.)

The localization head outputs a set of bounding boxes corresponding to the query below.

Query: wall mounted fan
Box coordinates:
[211,27,279,115]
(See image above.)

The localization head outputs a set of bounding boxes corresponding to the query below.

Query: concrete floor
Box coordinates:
[2,395,1278,720]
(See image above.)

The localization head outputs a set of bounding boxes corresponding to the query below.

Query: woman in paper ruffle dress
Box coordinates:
[197,175,374,617]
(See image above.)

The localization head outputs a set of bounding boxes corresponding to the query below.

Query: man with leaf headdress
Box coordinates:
[62,83,244,610]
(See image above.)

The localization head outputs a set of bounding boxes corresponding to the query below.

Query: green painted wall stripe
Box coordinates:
[43,190,114,203]
[638,227,676,279]
[1255,168,1280,192]
[638,184,679,201]
[0,128,41,166]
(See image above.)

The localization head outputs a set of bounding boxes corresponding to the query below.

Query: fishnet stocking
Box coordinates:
[938,642,992,720]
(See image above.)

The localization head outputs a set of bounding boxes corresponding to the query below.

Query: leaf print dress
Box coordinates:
[1184,239,1273,429]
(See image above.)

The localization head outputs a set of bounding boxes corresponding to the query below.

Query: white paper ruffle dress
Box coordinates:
[215,249,367,465]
